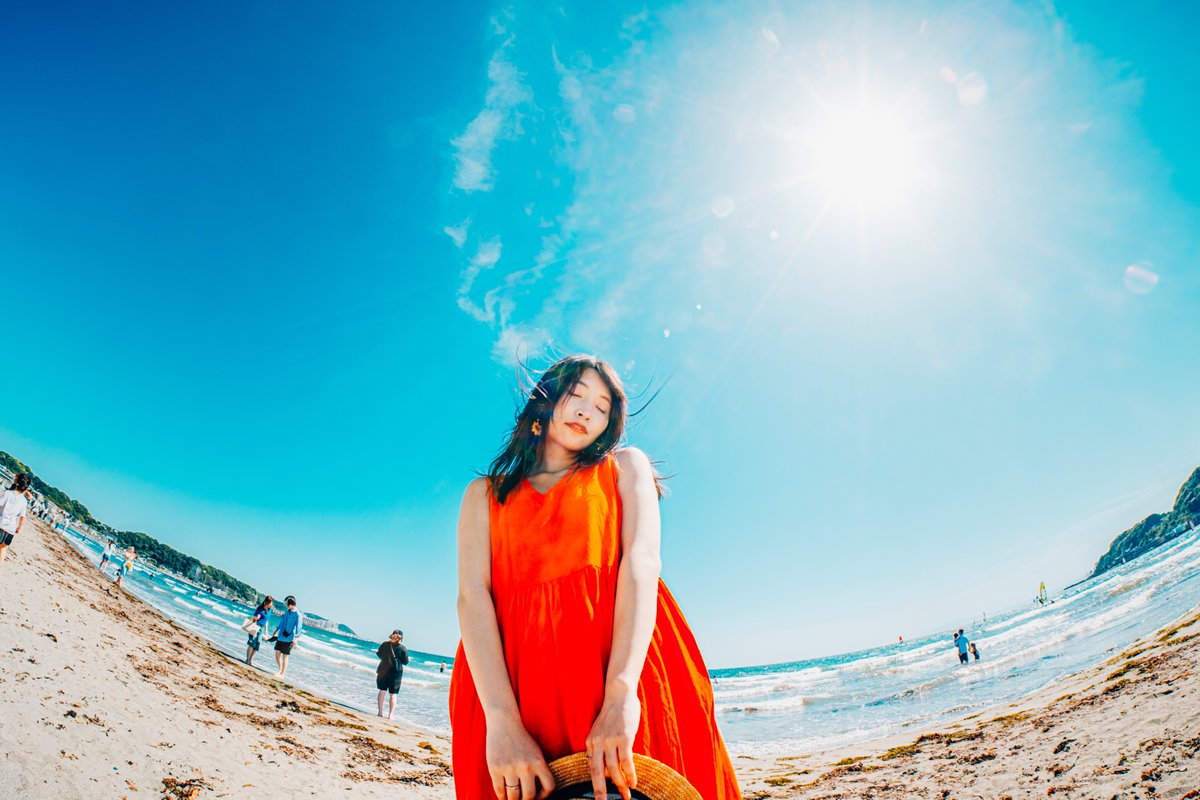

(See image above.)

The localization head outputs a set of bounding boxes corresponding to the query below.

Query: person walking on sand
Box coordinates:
[114,547,137,588]
[0,473,32,573]
[449,355,742,800]
[376,629,409,719]
[245,596,274,667]
[271,595,302,678]
[99,539,116,571]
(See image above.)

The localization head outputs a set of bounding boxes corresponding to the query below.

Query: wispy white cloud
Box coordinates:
[457,238,503,322]
[492,323,551,366]
[450,23,532,194]
[448,0,1180,376]
[443,221,469,249]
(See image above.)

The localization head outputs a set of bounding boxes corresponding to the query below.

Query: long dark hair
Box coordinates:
[254,595,274,616]
[487,355,630,504]
[10,474,31,493]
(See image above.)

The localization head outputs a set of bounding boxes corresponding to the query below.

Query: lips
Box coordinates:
[565,422,588,435]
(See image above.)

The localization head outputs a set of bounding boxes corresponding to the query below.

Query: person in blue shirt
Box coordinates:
[271,595,303,678]
[954,628,970,664]
[244,595,274,667]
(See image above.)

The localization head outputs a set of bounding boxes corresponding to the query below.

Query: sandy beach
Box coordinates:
[0,517,453,799]
[3,516,1198,799]
[730,609,1200,799]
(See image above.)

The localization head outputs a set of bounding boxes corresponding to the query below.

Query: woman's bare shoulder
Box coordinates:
[613,447,653,476]
[460,476,491,508]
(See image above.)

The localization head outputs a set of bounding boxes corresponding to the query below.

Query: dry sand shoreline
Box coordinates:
[731,606,1200,798]
[0,517,453,798]
[2,516,1198,798]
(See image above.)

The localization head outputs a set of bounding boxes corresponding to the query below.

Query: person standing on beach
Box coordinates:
[114,547,137,588]
[376,629,409,719]
[99,539,116,571]
[0,473,32,573]
[449,355,742,800]
[271,595,302,678]
[245,595,274,667]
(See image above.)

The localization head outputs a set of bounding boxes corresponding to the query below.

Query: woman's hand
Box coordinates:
[586,690,641,800]
[485,715,555,800]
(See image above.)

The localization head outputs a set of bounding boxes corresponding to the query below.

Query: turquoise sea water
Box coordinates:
[61,526,1200,752]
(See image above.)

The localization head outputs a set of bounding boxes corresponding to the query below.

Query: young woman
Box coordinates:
[449,355,741,800]
[100,538,116,571]
[245,596,274,666]
[114,547,137,588]
[0,473,32,573]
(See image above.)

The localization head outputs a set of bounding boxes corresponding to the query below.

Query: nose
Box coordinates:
[576,406,590,420]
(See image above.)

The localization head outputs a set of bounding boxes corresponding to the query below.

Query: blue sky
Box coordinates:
[2,0,1198,667]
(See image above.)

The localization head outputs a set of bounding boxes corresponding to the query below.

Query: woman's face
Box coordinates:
[547,368,613,452]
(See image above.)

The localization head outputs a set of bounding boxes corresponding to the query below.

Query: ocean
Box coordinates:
[60,525,1200,752]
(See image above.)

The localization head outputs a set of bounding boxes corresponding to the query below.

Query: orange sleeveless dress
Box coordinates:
[448,457,741,799]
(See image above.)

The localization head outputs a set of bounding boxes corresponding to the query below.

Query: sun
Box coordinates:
[804,104,928,210]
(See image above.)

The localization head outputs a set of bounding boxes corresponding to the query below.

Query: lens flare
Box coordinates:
[711,195,736,218]
[1123,261,1159,295]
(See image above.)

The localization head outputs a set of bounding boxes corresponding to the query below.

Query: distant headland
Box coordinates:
[1090,467,1200,578]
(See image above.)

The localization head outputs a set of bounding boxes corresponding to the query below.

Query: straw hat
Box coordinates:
[546,753,701,800]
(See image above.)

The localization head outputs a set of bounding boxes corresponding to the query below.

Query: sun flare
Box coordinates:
[806,105,927,209]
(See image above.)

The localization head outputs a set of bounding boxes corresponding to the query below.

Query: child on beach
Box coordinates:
[114,547,137,588]
[245,595,274,667]
[0,473,32,573]
[449,355,741,800]
[970,641,982,661]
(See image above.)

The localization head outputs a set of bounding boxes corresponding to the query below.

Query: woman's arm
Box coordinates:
[456,478,555,800]
[586,447,662,800]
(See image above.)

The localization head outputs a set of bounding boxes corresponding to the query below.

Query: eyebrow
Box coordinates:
[575,379,612,404]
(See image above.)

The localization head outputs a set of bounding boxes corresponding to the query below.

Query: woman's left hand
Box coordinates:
[585,691,641,800]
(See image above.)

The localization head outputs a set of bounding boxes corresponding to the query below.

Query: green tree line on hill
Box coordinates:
[1090,466,1200,578]
[110,530,257,601]
[0,451,103,531]
[1,450,259,602]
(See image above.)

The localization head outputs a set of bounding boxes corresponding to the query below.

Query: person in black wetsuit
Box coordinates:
[376,629,409,719]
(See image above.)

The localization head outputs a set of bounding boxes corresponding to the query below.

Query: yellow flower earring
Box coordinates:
[531,420,542,436]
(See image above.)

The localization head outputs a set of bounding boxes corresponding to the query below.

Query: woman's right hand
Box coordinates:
[485,716,556,800]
